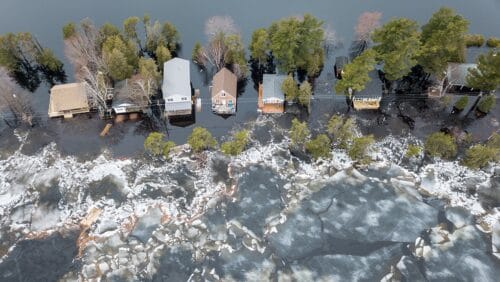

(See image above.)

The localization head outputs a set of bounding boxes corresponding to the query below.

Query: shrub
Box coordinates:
[405,144,422,158]
[462,144,497,169]
[221,130,250,156]
[454,96,469,111]
[144,132,175,158]
[281,75,298,101]
[464,34,485,47]
[424,132,457,159]
[305,134,331,160]
[188,127,217,153]
[440,95,452,107]
[486,37,500,48]
[348,135,375,164]
[289,118,310,147]
[487,133,500,149]
[477,94,496,114]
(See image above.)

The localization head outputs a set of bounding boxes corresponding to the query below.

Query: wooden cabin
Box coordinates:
[48,83,90,118]
[352,71,383,110]
[258,74,286,114]
[162,58,192,117]
[334,56,348,79]
[211,68,237,115]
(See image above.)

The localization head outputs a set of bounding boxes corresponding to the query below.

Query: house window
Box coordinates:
[167,98,173,102]
[221,92,226,97]
[181,97,187,101]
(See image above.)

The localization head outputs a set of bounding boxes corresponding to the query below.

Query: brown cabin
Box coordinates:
[48,83,90,118]
[211,68,237,115]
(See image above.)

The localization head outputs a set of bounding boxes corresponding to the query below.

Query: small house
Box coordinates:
[162,58,192,117]
[445,63,478,91]
[258,74,286,114]
[48,82,90,118]
[112,79,149,118]
[211,68,237,115]
[352,70,383,110]
[334,56,348,79]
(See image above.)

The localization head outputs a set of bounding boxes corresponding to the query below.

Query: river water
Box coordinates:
[0,1,499,281]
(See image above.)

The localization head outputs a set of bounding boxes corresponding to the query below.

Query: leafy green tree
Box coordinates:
[298,81,312,111]
[454,96,469,111]
[281,75,298,101]
[98,22,121,47]
[335,49,376,95]
[161,22,180,51]
[188,127,217,153]
[372,18,420,80]
[221,130,250,156]
[466,50,500,92]
[224,34,248,75]
[123,16,140,41]
[424,132,457,159]
[144,132,175,158]
[268,14,324,75]
[462,144,497,169]
[62,22,77,39]
[305,134,331,160]
[192,42,203,65]
[477,94,496,114]
[419,7,469,77]
[138,57,161,83]
[348,135,375,164]
[36,48,64,72]
[104,49,133,81]
[327,115,355,149]
[405,144,422,158]
[155,43,172,65]
[289,118,310,147]
[249,28,269,65]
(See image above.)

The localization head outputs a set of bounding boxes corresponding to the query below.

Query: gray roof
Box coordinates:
[446,63,477,87]
[162,58,191,111]
[262,74,287,102]
[354,70,383,99]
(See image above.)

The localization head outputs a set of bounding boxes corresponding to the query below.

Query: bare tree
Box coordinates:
[0,67,33,126]
[204,16,239,39]
[197,33,227,71]
[354,11,382,42]
[117,74,158,107]
[323,24,342,54]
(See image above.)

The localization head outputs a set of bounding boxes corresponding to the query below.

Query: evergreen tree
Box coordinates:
[188,127,217,153]
[466,50,500,92]
[305,134,331,160]
[335,49,376,95]
[289,118,310,148]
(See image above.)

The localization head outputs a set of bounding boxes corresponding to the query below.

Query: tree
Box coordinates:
[462,144,497,169]
[144,19,179,57]
[477,94,496,114]
[354,11,382,42]
[0,67,33,126]
[327,115,355,149]
[466,50,500,92]
[249,28,269,65]
[188,127,217,153]
[123,16,140,41]
[453,96,469,111]
[267,14,324,75]
[104,48,133,81]
[144,132,176,158]
[305,134,331,160]
[419,7,469,77]
[424,132,457,159]
[298,81,312,111]
[281,75,298,101]
[372,18,421,81]
[155,43,172,65]
[289,118,310,148]
[221,130,250,156]
[62,22,77,40]
[192,42,204,65]
[120,57,160,106]
[335,49,376,95]
[348,135,375,164]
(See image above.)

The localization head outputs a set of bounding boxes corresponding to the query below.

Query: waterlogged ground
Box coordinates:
[0,117,499,281]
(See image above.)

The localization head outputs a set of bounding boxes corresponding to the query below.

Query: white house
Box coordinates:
[162,58,192,117]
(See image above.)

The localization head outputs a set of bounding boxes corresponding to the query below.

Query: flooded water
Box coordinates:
[0,1,499,281]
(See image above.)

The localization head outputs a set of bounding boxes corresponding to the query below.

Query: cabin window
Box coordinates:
[167,98,173,102]
[221,92,226,97]
[181,97,187,101]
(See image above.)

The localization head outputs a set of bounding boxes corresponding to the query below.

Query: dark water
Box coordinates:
[0,0,499,155]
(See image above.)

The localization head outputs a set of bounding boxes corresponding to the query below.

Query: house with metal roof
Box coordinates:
[446,63,478,90]
[48,82,90,118]
[211,68,237,115]
[162,58,192,117]
[258,74,286,114]
[352,70,383,110]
